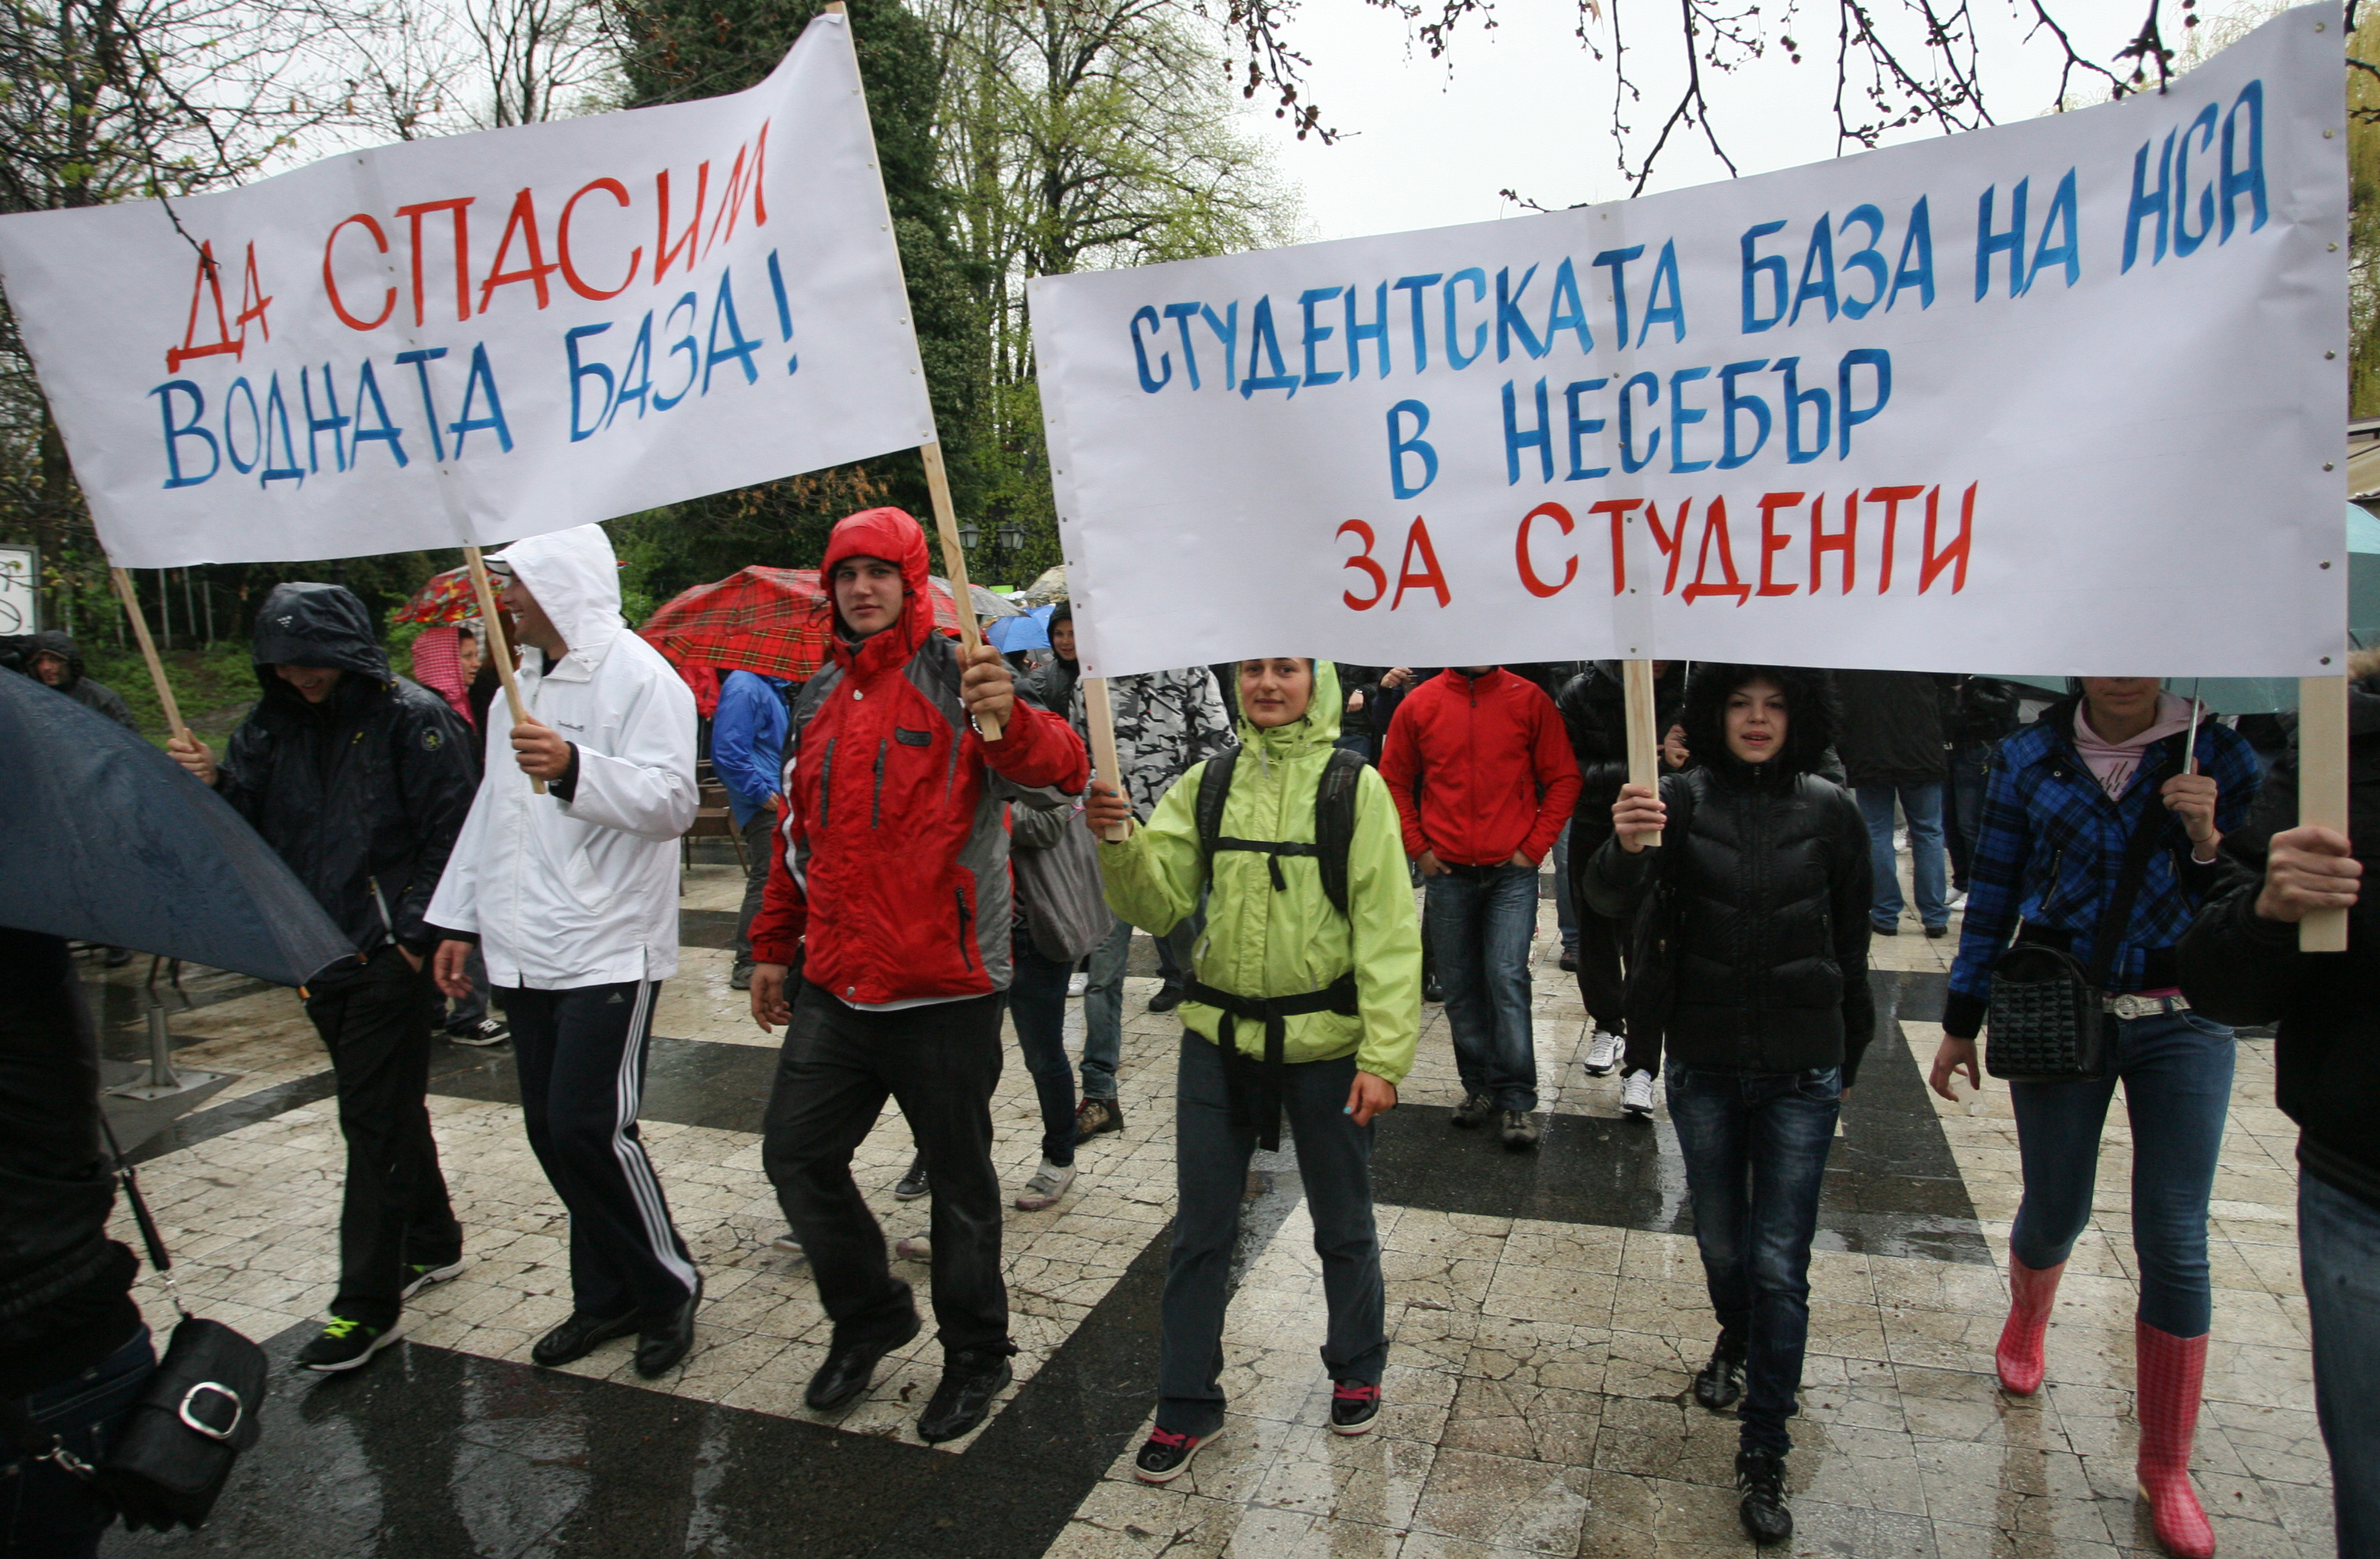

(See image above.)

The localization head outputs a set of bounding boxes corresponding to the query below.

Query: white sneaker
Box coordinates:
[1067,972,1089,997]
[771,1231,805,1258]
[1014,1159,1077,1211]
[1620,1070,1657,1118]
[1946,890,1968,911]
[1585,1028,1623,1076]
[894,1234,932,1261]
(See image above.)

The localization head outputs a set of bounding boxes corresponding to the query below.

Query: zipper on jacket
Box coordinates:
[954,886,975,971]
[872,738,888,828]
[818,738,836,831]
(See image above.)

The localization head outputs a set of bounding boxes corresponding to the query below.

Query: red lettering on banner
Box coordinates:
[323,215,397,332]
[560,179,640,300]
[1589,499,1642,595]
[1681,498,1750,606]
[1644,499,1688,595]
[1756,492,1803,597]
[655,164,710,283]
[396,197,474,325]
[1391,519,1451,610]
[703,123,770,259]
[1921,483,1977,593]
[1338,519,1387,610]
[1517,503,1577,597]
[233,245,273,347]
[1866,485,1924,595]
[165,242,237,371]
[478,189,559,313]
[1811,492,1855,594]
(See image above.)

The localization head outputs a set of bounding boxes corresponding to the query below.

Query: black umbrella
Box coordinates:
[0,672,353,987]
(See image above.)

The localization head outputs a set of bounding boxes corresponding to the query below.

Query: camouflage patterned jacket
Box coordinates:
[1070,667,1235,823]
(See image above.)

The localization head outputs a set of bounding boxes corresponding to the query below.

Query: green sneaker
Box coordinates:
[400,1256,469,1301]
[296,1314,407,1372]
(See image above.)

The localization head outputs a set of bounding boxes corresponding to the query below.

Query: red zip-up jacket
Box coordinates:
[747,508,1087,1002]
[1378,667,1580,867]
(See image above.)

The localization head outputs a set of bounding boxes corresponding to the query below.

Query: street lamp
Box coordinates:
[996,522,1024,552]
[957,518,981,549]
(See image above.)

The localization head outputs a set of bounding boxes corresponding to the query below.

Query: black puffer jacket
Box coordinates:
[1584,665,1876,1080]
[23,630,138,732]
[216,584,477,956]
[1944,675,2019,746]
[1833,669,1951,788]
[2180,672,2380,1211]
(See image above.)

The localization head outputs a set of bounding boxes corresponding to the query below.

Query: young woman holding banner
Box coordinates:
[1929,677,2256,1559]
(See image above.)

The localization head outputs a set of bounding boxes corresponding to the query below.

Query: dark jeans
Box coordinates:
[762,982,1011,1358]
[305,947,463,1329]
[1009,934,1079,1167]
[1425,863,1541,1111]
[2301,1172,2380,1558]
[504,980,697,1319]
[1856,782,1948,931]
[1,1326,155,1559]
[1944,741,1995,892]
[733,809,775,961]
[1081,916,1130,1101]
[1666,1064,1841,1456]
[1158,1033,1384,1437]
[2008,1011,2232,1336]
[1551,820,1577,954]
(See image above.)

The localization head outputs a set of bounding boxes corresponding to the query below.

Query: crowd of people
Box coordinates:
[3,503,2375,1559]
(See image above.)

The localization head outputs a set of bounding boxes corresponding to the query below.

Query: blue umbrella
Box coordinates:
[986,602,1057,655]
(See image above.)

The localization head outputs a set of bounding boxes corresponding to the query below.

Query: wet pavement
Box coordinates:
[84,853,2331,1558]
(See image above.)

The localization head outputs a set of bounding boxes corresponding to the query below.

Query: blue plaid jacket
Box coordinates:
[1943,698,2259,1037]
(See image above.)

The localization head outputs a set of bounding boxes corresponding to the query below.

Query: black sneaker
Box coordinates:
[1924,924,1949,939]
[297,1314,406,1372]
[1558,950,1578,973]
[1329,1381,1381,1436]
[532,1309,642,1368]
[1450,1092,1496,1129]
[1869,920,1899,937]
[916,1347,1014,1443]
[447,1017,509,1047]
[1424,975,1445,1004]
[1075,1097,1125,1138]
[1147,985,1183,1014]
[1693,1337,1746,1411]
[1500,1109,1541,1149]
[1133,1425,1215,1484]
[893,1157,930,1201]
[400,1256,469,1300]
[1736,1447,1793,1545]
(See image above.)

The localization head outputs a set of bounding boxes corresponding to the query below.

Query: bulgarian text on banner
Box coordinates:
[1030,5,2348,681]
[0,12,932,569]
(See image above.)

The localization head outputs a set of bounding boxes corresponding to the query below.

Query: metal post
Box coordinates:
[107,958,228,1101]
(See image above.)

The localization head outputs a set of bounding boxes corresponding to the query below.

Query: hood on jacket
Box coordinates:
[250,583,391,691]
[1045,600,1075,665]
[26,630,85,690]
[1679,663,1838,781]
[489,523,625,660]
[820,506,935,656]
[1233,658,1342,759]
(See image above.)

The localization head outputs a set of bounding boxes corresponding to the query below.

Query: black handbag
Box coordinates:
[0,1118,266,1533]
[1984,791,2171,1082]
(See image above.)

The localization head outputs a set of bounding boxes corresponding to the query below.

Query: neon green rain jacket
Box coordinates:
[1096,660,1421,1085]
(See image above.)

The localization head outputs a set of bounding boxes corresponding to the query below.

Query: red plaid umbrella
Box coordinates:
[391,565,479,625]
[638,567,968,682]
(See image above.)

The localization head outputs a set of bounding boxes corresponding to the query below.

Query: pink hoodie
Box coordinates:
[2072,690,2195,798]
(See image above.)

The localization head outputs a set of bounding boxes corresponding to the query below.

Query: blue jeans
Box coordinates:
[1667,1066,1841,1456]
[1551,821,1578,954]
[2009,1011,2233,1336]
[1944,742,1995,892]
[1081,915,1130,1101]
[1009,934,1079,1166]
[1157,1034,1384,1437]
[1856,783,1948,931]
[1424,863,1540,1112]
[2,1326,156,1559]
[2299,1172,2380,1558]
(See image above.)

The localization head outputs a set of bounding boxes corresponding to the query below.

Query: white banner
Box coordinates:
[0,14,934,569]
[1032,6,2348,680]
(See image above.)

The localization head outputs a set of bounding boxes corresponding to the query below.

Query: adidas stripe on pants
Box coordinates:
[501,979,698,1319]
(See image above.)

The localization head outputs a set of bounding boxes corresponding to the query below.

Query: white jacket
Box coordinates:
[428,524,697,989]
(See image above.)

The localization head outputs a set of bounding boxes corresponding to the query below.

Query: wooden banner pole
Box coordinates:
[109,567,187,743]
[2300,672,2349,952]
[1082,675,1130,841]
[464,545,546,796]
[919,439,1004,741]
[1622,659,1662,850]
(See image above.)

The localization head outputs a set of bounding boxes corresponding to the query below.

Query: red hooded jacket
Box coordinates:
[747,509,1087,1002]
[1379,667,1580,867]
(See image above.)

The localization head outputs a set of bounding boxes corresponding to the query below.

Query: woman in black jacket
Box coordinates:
[1584,664,1871,1548]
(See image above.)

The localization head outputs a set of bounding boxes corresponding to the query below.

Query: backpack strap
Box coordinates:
[1312,748,1366,917]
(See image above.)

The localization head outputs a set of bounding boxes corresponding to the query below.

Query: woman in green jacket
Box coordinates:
[1087,657,1421,1482]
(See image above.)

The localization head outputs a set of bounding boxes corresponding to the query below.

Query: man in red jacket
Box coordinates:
[745,507,1088,1445]
[1381,666,1580,1148]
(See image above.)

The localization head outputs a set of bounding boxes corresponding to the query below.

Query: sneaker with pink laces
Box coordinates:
[1329,1381,1382,1435]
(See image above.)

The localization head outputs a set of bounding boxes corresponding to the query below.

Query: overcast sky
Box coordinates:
[1243,0,2250,243]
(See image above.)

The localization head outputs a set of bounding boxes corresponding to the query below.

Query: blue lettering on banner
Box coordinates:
[1131,305,1170,393]
[1388,399,1438,499]
[1243,295,1299,399]
[1444,268,1487,370]
[1504,377,1552,484]
[1564,378,1610,481]
[1164,302,1205,388]
[1301,287,1344,386]
[1741,222,1788,334]
[1497,265,1547,361]
[1618,371,1660,474]
[1345,284,1390,379]
[446,343,513,455]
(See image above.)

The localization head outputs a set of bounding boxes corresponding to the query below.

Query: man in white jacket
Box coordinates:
[429,524,704,1379]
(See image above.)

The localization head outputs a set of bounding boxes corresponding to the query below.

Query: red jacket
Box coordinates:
[748,509,1087,1002]
[1379,668,1580,867]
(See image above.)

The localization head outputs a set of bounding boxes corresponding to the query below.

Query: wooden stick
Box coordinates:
[1622,659,1662,849]
[2300,673,2349,952]
[919,439,1004,741]
[464,545,545,796]
[1082,675,1130,841]
[2183,679,2202,778]
[109,566,187,743]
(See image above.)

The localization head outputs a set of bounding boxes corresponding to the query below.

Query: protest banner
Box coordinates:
[1030,5,2349,685]
[0,11,933,572]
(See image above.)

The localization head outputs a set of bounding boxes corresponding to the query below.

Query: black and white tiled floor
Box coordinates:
[91,854,2331,1558]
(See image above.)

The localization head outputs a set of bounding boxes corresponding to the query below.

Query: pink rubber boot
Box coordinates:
[1994,1256,2064,1395]
[2135,1319,2216,1558]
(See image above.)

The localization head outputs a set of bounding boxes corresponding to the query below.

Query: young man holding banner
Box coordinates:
[745,507,1087,1445]
[428,524,706,1381]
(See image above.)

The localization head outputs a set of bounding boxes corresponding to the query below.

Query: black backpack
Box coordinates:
[1192,746,1368,917]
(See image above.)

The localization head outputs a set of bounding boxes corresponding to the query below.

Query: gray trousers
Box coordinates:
[733,809,775,961]
[1157,1032,1386,1437]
